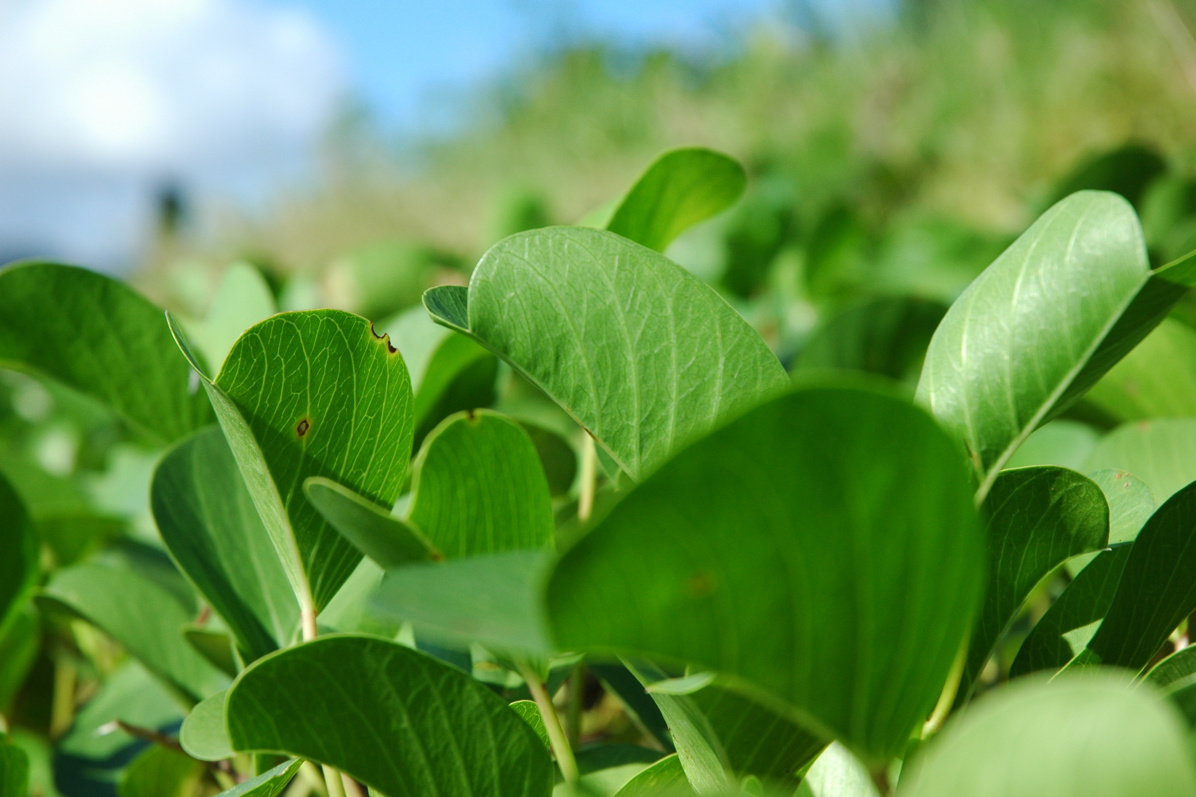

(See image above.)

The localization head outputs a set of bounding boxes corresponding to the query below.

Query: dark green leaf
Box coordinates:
[548,386,983,764]
[606,148,746,253]
[225,634,554,797]
[168,309,415,611]
[425,227,788,480]
[1145,646,1196,693]
[917,192,1196,499]
[0,609,39,712]
[900,673,1196,796]
[180,691,233,762]
[118,746,203,797]
[0,739,28,797]
[0,262,211,444]
[154,427,298,661]
[183,626,239,678]
[795,296,947,382]
[961,467,1107,699]
[0,472,36,637]
[305,477,435,568]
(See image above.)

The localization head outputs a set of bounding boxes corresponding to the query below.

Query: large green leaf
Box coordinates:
[0,262,211,444]
[547,385,983,764]
[0,739,28,797]
[425,227,788,480]
[153,427,298,661]
[916,191,1196,499]
[605,148,746,253]
[900,674,1196,796]
[407,410,554,556]
[1080,481,1196,670]
[0,472,36,637]
[168,310,415,611]
[224,634,554,797]
[37,556,227,703]
[1083,419,1196,502]
[960,467,1107,699]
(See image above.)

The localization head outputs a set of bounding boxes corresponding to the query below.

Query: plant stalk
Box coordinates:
[579,434,597,523]
[518,662,579,787]
[922,643,967,738]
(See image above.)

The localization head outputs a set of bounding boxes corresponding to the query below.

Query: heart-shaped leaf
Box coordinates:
[605,147,746,253]
[0,262,212,444]
[961,467,1107,699]
[917,191,1196,500]
[153,427,298,662]
[547,385,983,764]
[425,227,788,480]
[168,310,414,612]
[224,634,554,797]
[0,473,36,638]
[900,674,1196,796]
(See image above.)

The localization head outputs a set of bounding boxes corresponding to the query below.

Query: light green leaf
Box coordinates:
[612,755,693,797]
[900,674,1196,797]
[548,386,983,764]
[1068,469,1153,574]
[425,227,787,480]
[305,477,435,568]
[215,759,302,797]
[180,691,233,762]
[795,296,947,382]
[37,557,227,703]
[1081,481,1196,670]
[1083,418,1196,502]
[225,634,554,797]
[509,700,551,750]
[1084,317,1196,421]
[0,262,212,444]
[118,746,203,797]
[562,746,664,797]
[1003,421,1100,471]
[793,744,879,797]
[408,410,555,556]
[0,472,36,637]
[184,262,277,372]
[606,148,746,253]
[154,427,298,662]
[916,191,1196,499]
[169,309,415,611]
[961,467,1108,699]
[372,550,552,655]
[0,740,28,797]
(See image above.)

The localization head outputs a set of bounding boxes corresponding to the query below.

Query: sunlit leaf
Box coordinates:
[1083,418,1196,502]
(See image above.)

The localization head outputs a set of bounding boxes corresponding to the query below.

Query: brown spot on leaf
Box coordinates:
[370,321,397,354]
[296,418,310,437]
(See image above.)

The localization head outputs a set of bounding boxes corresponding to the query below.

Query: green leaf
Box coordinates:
[305,477,435,568]
[795,296,947,382]
[413,334,498,444]
[0,609,39,712]
[1145,646,1196,693]
[1081,481,1196,670]
[612,755,693,797]
[183,625,239,678]
[37,557,227,703]
[1002,421,1100,471]
[1083,418,1196,502]
[0,472,36,637]
[216,759,302,797]
[900,673,1196,797]
[1084,318,1196,421]
[547,385,983,764]
[510,700,551,750]
[425,227,788,480]
[605,148,746,253]
[793,744,879,797]
[168,309,415,611]
[183,262,277,372]
[118,746,203,797]
[1068,469,1153,574]
[408,410,555,556]
[180,691,233,762]
[0,740,29,797]
[565,746,664,797]
[154,427,298,661]
[0,262,212,444]
[916,191,1196,499]
[371,551,552,655]
[960,467,1108,699]
[224,634,554,797]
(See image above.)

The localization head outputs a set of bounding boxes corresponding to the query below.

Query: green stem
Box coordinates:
[922,644,967,738]
[578,434,597,523]
[322,765,347,797]
[518,662,578,787]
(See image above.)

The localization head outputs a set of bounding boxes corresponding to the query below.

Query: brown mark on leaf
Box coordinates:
[370,321,397,354]
[296,418,310,437]
[686,571,715,598]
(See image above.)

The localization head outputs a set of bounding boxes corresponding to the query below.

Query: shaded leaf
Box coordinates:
[0,609,39,712]
[154,427,298,662]
[1145,646,1196,693]
[183,626,239,678]
[564,746,664,797]
[606,148,746,253]
[118,746,203,797]
[305,477,435,568]
[900,673,1196,797]
[169,310,415,611]
[225,634,554,797]
[917,191,1196,499]
[0,740,28,797]
[961,467,1108,699]
[548,386,983,764]
[795,296,946,382]
[0,262,211,444]
[510,700,551,750]
[0,472,36,637]
[425,227,787,480]
[180,691,233,762]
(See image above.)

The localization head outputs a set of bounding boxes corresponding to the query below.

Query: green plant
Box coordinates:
[6,146,1196,797]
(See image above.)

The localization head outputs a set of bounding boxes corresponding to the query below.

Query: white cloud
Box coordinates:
[0,0,346,269]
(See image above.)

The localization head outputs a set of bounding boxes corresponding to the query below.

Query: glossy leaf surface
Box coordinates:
[425,227,788,480]
[225,635,554,797]
[548,386,983,763]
